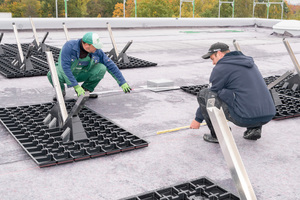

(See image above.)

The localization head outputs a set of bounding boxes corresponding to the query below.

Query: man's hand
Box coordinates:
[74,85,85,96]
[190,119,201,129]
[121,83,132,93]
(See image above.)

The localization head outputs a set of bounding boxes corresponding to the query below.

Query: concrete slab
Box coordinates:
[0,23,300,200]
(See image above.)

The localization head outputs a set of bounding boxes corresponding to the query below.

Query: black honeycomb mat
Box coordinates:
[180,75,300,121]
[0,56,49,78]
[110,55,158,69]
[0,99,148,167]
[122,177,239,200]
[4,43,61,57]
[0,43,60,78]
[1,43,60,63]
[0,43,157,78]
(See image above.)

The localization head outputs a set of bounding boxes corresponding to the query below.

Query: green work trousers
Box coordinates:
[47,57,107,92]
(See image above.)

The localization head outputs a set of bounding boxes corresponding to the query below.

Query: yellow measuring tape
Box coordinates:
[156,122,207,135]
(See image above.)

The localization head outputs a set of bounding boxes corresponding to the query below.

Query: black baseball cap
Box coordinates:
[202,42,229,59]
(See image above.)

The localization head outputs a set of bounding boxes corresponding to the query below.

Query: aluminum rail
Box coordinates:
[283,38,300,78]
[63,22,70,41]
[12,23,24,63]
[267,70,294,89]
[45,51,68,123]
[233,39,241,51]
[107,22,119,58]
[30,18,39,47]
[207,98,257,200]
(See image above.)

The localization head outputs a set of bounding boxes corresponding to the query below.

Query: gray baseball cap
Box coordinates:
[202,42,229,59]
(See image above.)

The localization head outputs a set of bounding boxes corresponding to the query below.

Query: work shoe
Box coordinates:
[203,134,219,143]
[243,127,262,140]
[83,88,98,98]
[53,89,66,101]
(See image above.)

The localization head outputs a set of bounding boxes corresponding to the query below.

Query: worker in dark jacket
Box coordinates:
[190,42,276,143]
[47,32,131,100]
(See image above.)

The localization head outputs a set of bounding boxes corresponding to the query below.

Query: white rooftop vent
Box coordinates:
[273,20,300,36]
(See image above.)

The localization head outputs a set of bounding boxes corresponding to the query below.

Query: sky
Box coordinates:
[287,0,300,5]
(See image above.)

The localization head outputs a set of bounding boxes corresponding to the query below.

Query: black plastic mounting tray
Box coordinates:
[121,176,239,200]
[0,56,49,78]
[180,76,300,121]
[0,99,148,167]
[109,54,158,69]
[0,43,61,78]
[0,43,157,78]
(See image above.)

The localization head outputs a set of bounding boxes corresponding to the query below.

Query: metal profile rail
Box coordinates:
[283,38,300,77]
[45,51,68,123]
[233,39,241,51]
[63,23,70,41]
[206,98,257,200]
[107,22,119,60]
[30,18,39,47]
[12,23,24,64]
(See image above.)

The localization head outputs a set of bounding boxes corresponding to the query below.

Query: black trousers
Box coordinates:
[197,89,267,138]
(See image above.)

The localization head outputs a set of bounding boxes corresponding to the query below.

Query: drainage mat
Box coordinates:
[112,55,158,69]
[121,176,239,200]
[0,56,50,78]
[0,99,148,167]
[0,43,60,78]
[180,75,300,120]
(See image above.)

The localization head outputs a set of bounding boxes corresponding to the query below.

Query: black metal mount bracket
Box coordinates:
[108,40,133,63]
[43,93,90,143]
[0,33,5,55]
[11,43,34,71]
[32,32,49,53]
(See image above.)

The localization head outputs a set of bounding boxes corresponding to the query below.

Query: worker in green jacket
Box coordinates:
[47,32,131,100]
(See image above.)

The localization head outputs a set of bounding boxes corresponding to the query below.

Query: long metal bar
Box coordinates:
[207,98,257,200]
[267,70,294,89]
[107,22,119,58]
[30,18,39,47]
[283,38,300,77]
[233,39,241,51]
[62,23,70,41]
[45,51,68,123]
[12,23,24,63]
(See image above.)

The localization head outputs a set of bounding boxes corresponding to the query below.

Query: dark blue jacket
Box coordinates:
[196,51,275,123]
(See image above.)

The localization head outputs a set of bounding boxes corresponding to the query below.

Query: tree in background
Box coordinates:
[180,1,194,17]
[112,2,123,17]
[86,0,122,17]
[23,0,42,17]
[66,0,90,17]
[125,0,136,17]
[137,0,174,17]
[219,1,233,17]
[40,0,66,17]
[285,0,300,19]
[0,0,24,17]
[234,0,252,18]
[195,0,218,17]
[0,0,299,19]
[86,0,101,17]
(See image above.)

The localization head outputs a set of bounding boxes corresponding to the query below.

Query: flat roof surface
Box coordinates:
[0,25,300,200]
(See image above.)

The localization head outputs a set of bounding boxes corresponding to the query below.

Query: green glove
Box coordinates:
[74,85,85,96]
[121,83,131,93]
